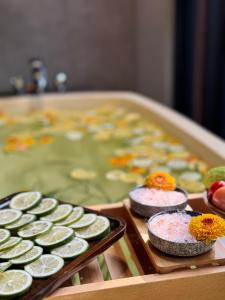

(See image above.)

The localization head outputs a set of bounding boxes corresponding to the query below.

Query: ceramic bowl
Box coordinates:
[129,186,188,218]
[148,210,216,257]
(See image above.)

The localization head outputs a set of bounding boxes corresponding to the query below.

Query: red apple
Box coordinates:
[208,181,225,201]
[212,186,225,211]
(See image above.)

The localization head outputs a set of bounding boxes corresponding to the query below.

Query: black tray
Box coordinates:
[0,192,126,300]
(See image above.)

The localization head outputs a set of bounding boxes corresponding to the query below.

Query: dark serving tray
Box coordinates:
[0,192,126,300]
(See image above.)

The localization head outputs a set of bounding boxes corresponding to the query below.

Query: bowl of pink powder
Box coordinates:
[129,186,188,218]
[148,210,215,256]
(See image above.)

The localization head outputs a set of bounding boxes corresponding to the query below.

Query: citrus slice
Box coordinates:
[69,213,97,229]
[40,204,73,223]
[10,246,43,265]
[75,216,110,240]
[0,270,32,297]
[0,240,34,260]
[179,171,202,182]
[6,214,36,230]
[56,207,84,226]
[27,198,58,215]
[18,221,53,239]
[0,262,12,272]
[166,159,188,171]
[51,237,89,259]
[0,229,10,244]
[35,226,74,247]
[0,237,22,251]
[0,209,22,226]
[10,191,41,211]
[25,254,64,278]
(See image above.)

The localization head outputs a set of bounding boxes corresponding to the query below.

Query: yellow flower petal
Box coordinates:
[70,169,97,180]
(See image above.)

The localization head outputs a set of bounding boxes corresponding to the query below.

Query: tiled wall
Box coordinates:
[0,0,174,105]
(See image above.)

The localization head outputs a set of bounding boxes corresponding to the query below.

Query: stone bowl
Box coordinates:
[129,186,188,218]
[148,210,216,257]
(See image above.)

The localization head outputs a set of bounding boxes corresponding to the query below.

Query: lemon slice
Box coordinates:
[0,240,34,260]
[18,221,53,239]
[0,270,32,297]
[6,214,36,230]
[27,198,58,215]
[10,191,41,211]
[56,207,84,226]
[0,209,22,226]
[0,237,22,251]
[69,213,97,229]
[25,254,64,278]
[51,237,89,259]
[75,216,110,240]
[0,262,12,272]
[40,204,73,223]
[35,226,74,247]
[10,246,43,265]
[0,229,10,244]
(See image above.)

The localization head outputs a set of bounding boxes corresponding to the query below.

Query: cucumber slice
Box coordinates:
[69,213,97,229]
[0,237,22,252]
[18,221,53,239]
[0,240,34,260]
[56,207,84,226]
[51,237,89,259]
[27,198,58,215]
[24,254,64,278]
[6,214,36,230]
[75,216,110,240]
[0,270,32,297]
[10,246,43,265]
[40,204,73,223]
[10,191,41,211]
[35,226,74,247]
[0,229,10,244]
[0,209,22,226]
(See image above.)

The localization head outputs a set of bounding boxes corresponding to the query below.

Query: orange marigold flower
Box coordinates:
[109,154,134,167]
[40,135,54,145]
[4,135,35,152]
[189,214,225,242]
[129,166,146,174]
[145,171,176,190]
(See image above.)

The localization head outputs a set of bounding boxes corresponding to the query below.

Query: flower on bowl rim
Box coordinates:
[189,213,225,242]
[145,171,176,191]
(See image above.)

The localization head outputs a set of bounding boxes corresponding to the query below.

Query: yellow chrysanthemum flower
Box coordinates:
[145,171,176,191]
[189,214,225,242]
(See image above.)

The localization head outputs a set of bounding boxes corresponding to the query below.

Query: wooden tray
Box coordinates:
[45,199,225,300]
[123,198,225,274]
[0,193,126,300]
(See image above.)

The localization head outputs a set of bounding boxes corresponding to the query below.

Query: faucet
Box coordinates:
[29,58,48,94]
[9,59,67,95]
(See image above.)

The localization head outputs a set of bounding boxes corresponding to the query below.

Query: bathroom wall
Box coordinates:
[0,0,174,105]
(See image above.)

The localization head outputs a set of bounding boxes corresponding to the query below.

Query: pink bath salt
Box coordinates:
[148,213,197,243]
[130,188,186,207]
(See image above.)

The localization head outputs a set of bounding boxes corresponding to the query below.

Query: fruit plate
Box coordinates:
[203,191,225,219]
[0,192,126,300]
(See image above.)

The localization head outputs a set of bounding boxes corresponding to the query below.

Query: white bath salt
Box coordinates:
[130,188,186,207]
[149,213,197,243]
